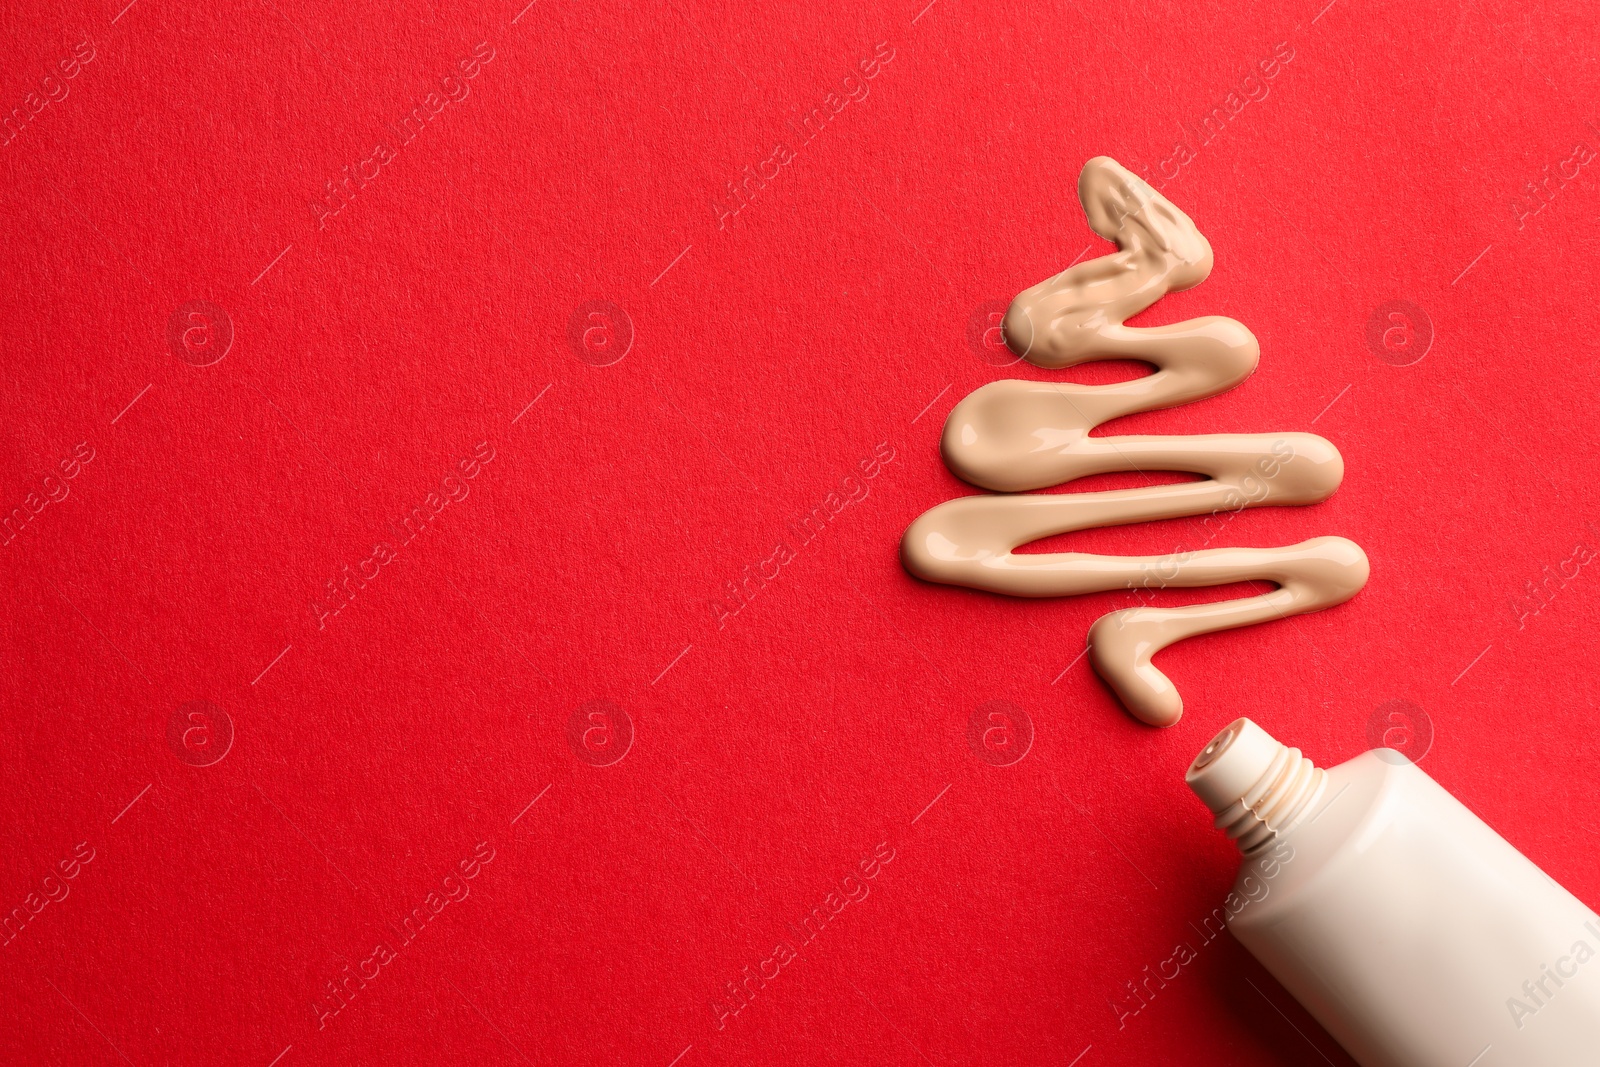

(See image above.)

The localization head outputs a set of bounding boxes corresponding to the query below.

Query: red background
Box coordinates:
[4,0,1599,1064]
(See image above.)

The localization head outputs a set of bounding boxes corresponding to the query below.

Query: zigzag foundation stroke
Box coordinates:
[901,157,1368,727]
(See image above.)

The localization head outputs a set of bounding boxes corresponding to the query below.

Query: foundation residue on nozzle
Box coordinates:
[900,156,1368,727]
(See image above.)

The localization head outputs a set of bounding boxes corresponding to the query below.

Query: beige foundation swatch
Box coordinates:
[901,157,1368,727]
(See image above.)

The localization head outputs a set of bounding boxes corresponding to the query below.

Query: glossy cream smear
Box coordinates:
[901,156,1368,727]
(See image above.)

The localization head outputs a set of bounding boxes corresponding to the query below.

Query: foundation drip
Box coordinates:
[901,157,1368,726]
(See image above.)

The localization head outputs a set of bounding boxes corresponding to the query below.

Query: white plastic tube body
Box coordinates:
[1190,722,1600,1067]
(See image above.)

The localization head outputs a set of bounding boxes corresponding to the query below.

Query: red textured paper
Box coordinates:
[3,1,1598,1064]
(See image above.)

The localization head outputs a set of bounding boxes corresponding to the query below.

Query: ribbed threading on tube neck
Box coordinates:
[1213,744,1326,853]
